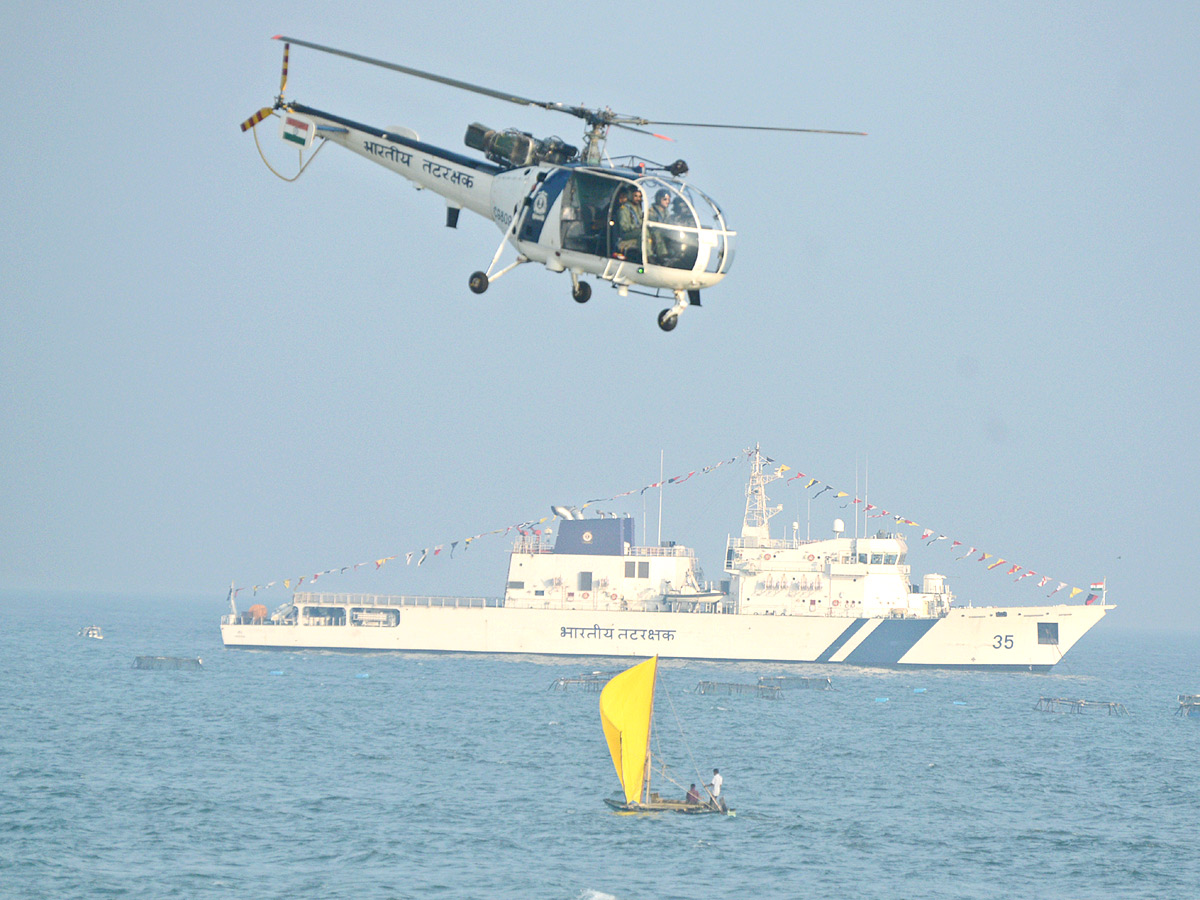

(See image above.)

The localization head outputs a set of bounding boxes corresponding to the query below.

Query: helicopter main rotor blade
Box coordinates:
[640,120,867,136]
[612,122,675,141]
[272,35,565,114]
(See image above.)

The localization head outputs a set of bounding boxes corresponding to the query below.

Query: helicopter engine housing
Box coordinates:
[464,123,576,168]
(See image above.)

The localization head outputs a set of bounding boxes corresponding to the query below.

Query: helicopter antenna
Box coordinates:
[268,37,866,163]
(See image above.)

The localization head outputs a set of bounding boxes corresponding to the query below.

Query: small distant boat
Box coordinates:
[78,625,103,639]
[599,655,731,815]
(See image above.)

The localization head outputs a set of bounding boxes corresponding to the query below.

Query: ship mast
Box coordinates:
[742,445,783,540]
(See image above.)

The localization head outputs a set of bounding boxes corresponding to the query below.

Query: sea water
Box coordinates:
[1,592,1196,900]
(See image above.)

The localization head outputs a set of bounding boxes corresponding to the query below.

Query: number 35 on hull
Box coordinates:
[241,37,863,331]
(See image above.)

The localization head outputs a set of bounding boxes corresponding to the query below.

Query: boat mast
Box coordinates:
[643,661,658,805]
[742,444,783,541]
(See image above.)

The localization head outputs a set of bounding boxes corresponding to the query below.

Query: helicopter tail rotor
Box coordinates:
[240,107,274,132]
[277,38,289,95]
[240,40,291,132]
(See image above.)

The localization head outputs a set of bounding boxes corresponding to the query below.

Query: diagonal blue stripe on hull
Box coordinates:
[816,618,870,662]
[843,618,939,666]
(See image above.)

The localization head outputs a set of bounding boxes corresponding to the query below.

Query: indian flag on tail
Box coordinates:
[280,114,315,149]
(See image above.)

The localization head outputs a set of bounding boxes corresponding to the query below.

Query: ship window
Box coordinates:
[884,555,897,565]
[579,572,593,591]
[507,581,524,590]
[1038,622,1059,645]
[857,554,868,564]
[870,554,883,565]
[638,561,650,579]
[625,561,636,578]
[534,590,544,597]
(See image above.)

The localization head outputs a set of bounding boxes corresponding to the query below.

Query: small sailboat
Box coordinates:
[599,655,731,814]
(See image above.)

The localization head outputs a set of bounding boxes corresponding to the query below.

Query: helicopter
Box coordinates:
[241,37,864,331]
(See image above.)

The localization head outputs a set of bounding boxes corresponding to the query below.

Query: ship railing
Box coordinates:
[291,592,504,609]
[631,545,694,558]
[511,539,554,554]
[728,537,815,551]
[510,540,694,558]
[730,533,907,552]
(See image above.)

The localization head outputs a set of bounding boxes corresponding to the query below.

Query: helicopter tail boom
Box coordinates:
[286,102,500,220]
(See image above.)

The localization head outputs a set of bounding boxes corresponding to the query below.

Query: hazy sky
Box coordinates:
[4,2,1197,632]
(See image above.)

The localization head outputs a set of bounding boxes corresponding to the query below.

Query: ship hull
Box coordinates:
[220,602,1109,671]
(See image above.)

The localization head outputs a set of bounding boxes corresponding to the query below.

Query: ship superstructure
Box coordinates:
[725,449,951,619]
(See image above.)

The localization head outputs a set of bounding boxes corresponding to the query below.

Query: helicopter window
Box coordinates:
[561,171,623,258]
[644,180,699,270]
[675,183,735,275]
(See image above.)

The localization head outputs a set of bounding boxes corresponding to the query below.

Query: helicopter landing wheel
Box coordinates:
[572,281,591,304]
[468,271,489,294]
[657,309,678,332]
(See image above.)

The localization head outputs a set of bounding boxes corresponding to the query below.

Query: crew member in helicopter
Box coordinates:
[612,187,644,262]
[648,188,679,264]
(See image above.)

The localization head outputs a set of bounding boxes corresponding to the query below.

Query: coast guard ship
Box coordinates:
[221,450,1109,670]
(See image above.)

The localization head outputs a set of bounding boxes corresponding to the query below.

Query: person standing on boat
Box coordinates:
[707,768,725,810]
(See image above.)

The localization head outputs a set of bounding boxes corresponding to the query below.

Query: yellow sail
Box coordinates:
[599,656,658,805]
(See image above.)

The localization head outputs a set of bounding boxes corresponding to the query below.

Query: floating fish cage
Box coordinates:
[1035,697,1128,716]
[133,656,203,671]
[1176,694,1200,717]
[696,681,781,699]
[549,671,619,691]
[758,675,833,691]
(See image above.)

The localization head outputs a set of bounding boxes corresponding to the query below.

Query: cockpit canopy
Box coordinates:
[557,169,736,274]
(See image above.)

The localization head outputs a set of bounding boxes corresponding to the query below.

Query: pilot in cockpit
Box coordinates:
[648,188,678,263]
